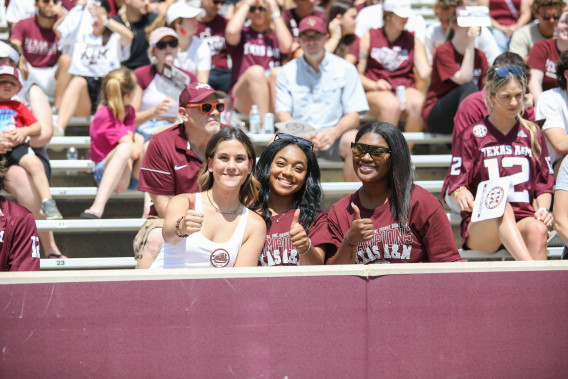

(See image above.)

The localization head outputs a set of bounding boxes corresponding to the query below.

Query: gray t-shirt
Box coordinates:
[509,22,546,59]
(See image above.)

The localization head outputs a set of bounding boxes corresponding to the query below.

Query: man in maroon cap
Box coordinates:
[276,16,368,181]
[134,81,226,268]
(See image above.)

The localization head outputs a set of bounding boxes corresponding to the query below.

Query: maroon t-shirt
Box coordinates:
[489,0,521,26]
[422,41,488,127]
[328,186,461,263]
[347,34,360,63]
[133,64,197,89]
[0,196,40,271]
[138,123,204,216]
[453,90,535,136]
[364,28,416,89]
[10,16,60,68]
[227,27,282,90]
[259,210,331,266]
[282,8,327,39]
[527,38,560,92]
[197,15,229,70]
[442,117,554,245]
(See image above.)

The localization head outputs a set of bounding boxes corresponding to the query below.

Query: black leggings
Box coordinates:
[427,82,478,134]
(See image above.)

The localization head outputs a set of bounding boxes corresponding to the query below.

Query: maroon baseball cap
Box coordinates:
[0,65,20,83]
[179,82,226,105]
[298,16,327,35]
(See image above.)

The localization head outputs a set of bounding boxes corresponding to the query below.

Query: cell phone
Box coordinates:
[534,119,546,128]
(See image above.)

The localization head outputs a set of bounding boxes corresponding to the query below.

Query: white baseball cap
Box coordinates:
[383,0,412,19]
[166,1,205,25]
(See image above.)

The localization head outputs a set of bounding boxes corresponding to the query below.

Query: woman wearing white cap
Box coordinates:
[167,1,212,84]
[131,27,198,142]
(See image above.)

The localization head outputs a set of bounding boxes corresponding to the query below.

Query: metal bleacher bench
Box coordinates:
[38,247,564,270]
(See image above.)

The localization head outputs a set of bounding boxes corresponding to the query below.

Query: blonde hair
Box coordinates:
[102,66,136,121]
[484,68,542,158]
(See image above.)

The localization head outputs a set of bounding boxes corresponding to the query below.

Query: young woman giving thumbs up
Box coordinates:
[327,122,461,264]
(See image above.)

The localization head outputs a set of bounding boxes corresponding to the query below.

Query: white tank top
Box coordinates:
[151,192,249,269]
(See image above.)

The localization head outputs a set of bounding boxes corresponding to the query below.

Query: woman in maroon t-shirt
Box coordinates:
[254,133,331,266]
[325,0,359,65]
[357,7,431,135]
[225,0,292,127]
[527,10,568,103]
[422,10,489,135]
[327,122,460,264]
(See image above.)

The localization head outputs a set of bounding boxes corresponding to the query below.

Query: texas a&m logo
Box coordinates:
[210,248,230,267]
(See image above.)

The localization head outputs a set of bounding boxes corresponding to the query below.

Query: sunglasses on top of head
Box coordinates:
[274,132,314,149]
[186,102,225,114]
[494,66,523,78]
[351,142,391,160]
[155,39,179,50]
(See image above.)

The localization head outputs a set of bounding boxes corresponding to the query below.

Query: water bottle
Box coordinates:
[396,85,406,111]
[66,147,78,176]
[249,104,261,134]
[264,113,274,135]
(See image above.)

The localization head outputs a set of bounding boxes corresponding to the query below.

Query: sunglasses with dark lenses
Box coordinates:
[494,66,523,78]
[274,132,314,149]
[249,6,267,12]
[213,0,226,4]
[542,13,561,21]
[155,39,179,50]
[186,102,225,114]
[351,143,391,160]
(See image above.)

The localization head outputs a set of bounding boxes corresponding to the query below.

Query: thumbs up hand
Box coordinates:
[289,209,310,255]
[345,202,374,246]
[182,193,204,236]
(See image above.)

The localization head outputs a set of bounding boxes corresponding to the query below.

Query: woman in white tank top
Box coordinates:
[151,127,267,269]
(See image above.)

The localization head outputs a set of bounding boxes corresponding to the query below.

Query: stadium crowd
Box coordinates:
[1,0,568,271]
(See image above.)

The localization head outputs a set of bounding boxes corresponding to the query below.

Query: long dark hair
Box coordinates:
[327,1,356,59]
[355,121,414,227]
[254,138,322,232]
[198,127,261,208]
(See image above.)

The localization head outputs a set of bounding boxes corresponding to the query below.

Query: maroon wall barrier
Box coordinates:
[1,271,568,377]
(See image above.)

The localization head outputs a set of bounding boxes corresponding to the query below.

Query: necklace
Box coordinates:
[272,209,290,223]
[207,190,240,215]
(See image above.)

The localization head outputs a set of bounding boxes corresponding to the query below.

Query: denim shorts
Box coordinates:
[136,119,175,142]
[94,159,138,190]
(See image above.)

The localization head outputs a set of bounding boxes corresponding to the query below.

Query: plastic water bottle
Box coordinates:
[264,113,274,134]
[249,104,261,134]
[396,85,406,111]
[66,147,78,176]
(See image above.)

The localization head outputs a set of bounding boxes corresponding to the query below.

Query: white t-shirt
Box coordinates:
[68,33,131,77]
[355,4,426,43]
[536,87,568,164]
[6,0,34,24]
[174,36,211,74]
[424,21,501,66]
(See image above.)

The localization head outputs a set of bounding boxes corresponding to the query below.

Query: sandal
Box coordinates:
[80,209,102,219]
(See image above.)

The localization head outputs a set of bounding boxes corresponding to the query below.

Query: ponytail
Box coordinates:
[101,66,136,122]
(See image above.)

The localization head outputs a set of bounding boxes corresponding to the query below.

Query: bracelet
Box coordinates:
[344,236,357,247]
[271,11,281,19]
[103,18,109,27]
[538,207,548,212]
[298,238,312,256]
[452,186,467,199]
[175,216,189,238]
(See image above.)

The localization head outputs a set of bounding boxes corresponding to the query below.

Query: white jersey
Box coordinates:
[68,33,130,77]
[151,192,249,269]
[536,87,568,165]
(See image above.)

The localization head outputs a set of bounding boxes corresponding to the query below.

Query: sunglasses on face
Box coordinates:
[186,102,225,114]
[213,0,226,5]
[542,13,561,21]
[494,66,523,78]
[274,132,314,149]
[249,6,267,12]
[155,39,179,50]
[351,143,391,160]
